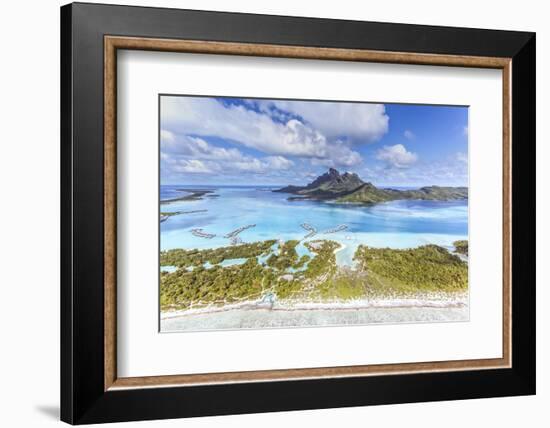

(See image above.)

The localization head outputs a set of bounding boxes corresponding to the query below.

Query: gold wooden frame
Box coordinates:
[104,36,512,391]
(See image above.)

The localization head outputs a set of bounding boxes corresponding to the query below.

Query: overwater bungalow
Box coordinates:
[224,224,256,239]
[301,222,317,239]
[190,228,216,239]
[323,224,348,234]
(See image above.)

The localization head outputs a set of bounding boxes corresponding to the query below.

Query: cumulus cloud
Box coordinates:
[360,157,467,187]
[231,156,294,174]
[310,140,362,168]
[172,159,214,174]
[160,129,175,143]
[161,97,374,165]
[264,155,294,170]
[333,148,363,167]
[257,99,389,144]
[162,97,325,158]
[160,130,294,177]
[376,144,418,169]
[161,132,244,162]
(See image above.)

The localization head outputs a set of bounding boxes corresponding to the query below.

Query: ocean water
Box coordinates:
[160,185,468,266]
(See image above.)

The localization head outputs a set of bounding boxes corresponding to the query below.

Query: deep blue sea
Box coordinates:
[160,185,468,266]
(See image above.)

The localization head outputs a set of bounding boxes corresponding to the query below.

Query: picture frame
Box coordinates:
[60,2,535,424]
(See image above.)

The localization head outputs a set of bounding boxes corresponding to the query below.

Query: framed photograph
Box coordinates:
[61,2,536,424]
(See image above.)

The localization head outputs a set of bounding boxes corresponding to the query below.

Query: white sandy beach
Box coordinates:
[161,292,468,332]
[161,305,468,332]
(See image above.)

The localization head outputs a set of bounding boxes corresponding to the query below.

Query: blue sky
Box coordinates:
[160,95,468,187]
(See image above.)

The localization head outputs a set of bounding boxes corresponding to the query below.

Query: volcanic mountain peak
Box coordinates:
[274,168,468,204]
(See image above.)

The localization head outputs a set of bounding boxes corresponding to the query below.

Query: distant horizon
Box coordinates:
[161,167,468,188]
[160,95,468,187]
[160,183,469,189]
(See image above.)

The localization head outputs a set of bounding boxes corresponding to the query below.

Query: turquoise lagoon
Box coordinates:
[160,185,468,267]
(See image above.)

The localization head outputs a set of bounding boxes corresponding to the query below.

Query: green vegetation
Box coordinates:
[315,272,368,299]
[275,168,468,204]
[271,240,340,299]
[266,240,300,270]
[303,241,340,278]
[335,183,395,204]
[275,168,363,197]
[160,239,468,312]
[336,185,468,204]
[453,240,468,256]
[272,276,305,299]
[354,244,468,293]
[161,258,272,309]
[160,240,276,268]
[160,211,180,217]
[294,254,310,269]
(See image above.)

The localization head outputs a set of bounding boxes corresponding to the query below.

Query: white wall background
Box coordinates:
[0,0,546,426]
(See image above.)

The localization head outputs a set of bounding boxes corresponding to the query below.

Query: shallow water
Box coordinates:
[160,185,468,267]
[160,185,469,331]
[219,258,247,267]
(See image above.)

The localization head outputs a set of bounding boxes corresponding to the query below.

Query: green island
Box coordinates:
[160,209,208,223]
[160,239,468,312]
[275,168,467,204]
[161,189,218,204]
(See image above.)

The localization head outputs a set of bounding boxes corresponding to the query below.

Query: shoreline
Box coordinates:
[161,292,468,320]
[160,189,217,204]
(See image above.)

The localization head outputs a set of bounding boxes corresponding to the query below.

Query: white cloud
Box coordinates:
[172,159,214,174]
[264,155,294,170]
[376,144,418,168]
[360,158,467,187]
[334,150,362,167]
[161,97,370,164]
[403,130,415,140]
[162,97,324,158]
[310,140,362,167]
[364,146,468,186]
[160,129,175,143]
[232,158,265,173]
[232,156,294,174]
[160,131,295,177]
[463,125,469,136]
[161,132,244,162]
[259,100,389,144]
